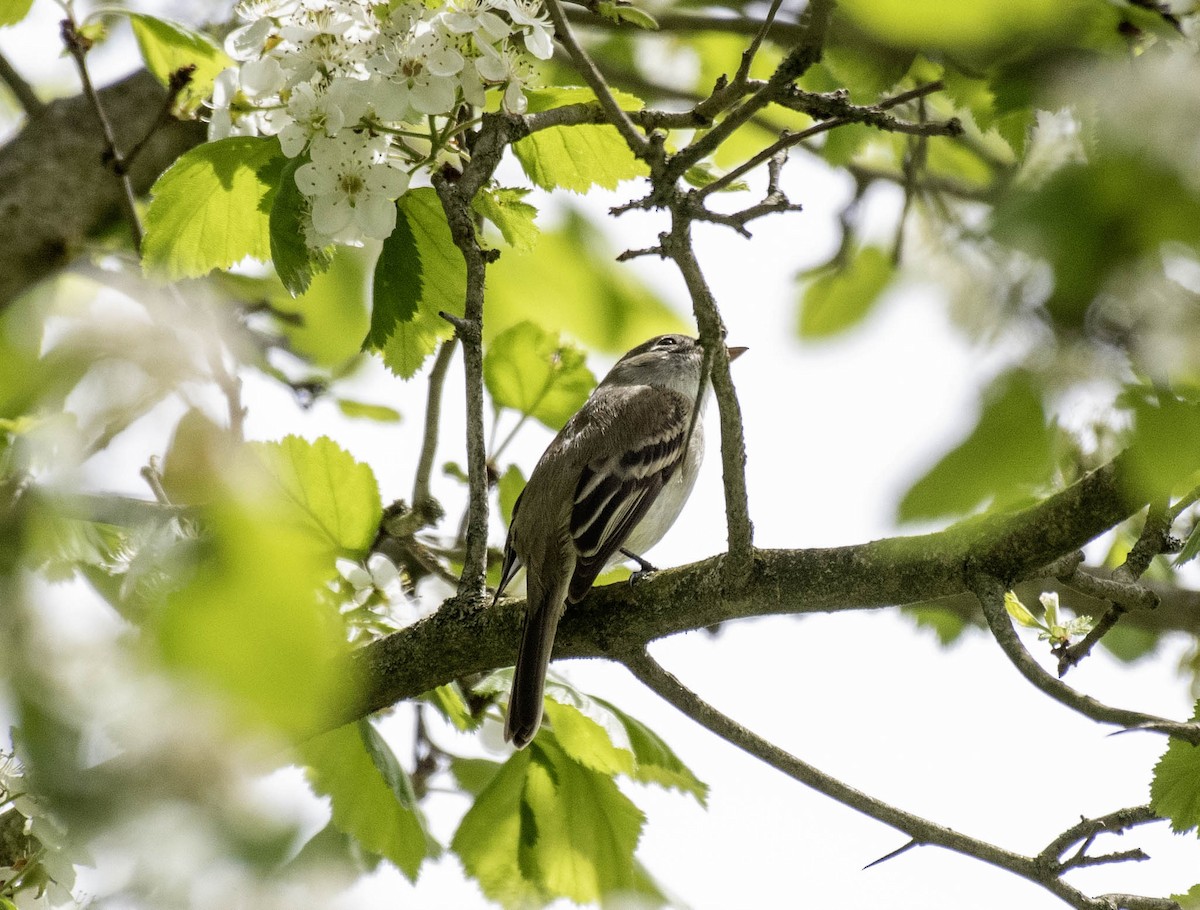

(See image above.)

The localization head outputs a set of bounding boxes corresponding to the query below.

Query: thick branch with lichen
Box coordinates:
[343,452,1175,725]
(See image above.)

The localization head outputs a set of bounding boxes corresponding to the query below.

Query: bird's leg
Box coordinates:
[620,548,658,584]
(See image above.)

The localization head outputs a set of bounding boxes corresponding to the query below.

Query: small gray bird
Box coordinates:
[493,334,747,748]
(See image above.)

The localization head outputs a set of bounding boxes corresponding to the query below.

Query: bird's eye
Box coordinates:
[657,336,677,347]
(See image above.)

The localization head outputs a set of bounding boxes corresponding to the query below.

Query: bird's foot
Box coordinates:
[620,548,658,585]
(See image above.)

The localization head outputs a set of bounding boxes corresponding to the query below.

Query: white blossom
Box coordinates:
[294,132,409,244]
[204,0,554,249]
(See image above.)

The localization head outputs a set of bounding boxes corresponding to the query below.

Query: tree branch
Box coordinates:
[413,337,458,509]
[0,51,43,117]
[660,204,754,576]
[544,0,653,161]
[343,451,1152,722]
[60,16,144,254]
[970,573,1200,742]
[621,649,1167,910]
[0,69,205,309]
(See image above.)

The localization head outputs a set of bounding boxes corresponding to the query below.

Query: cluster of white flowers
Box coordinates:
[210,0,554,248]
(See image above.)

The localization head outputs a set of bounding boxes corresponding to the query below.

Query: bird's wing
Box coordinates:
[566,387,691,602]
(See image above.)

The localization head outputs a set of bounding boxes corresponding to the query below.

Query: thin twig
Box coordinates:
[660,206,754,577]
[1055,501,1168,675]
[971,573,1200,742]
[621,648,1155,910]
[543,0,652,160]
[413,337,458,508]
[59,17,144,253]
[1037,806,1160,872]
[0,51,43,117]
[120,65,195,172]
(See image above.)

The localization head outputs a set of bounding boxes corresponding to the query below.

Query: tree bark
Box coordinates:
[0,69,205,309]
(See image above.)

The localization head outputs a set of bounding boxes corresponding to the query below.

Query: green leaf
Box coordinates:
[1150,702,1200,834]
[898,370,1055,522]
[449,757,504,796]
[497,464,525,525]
[486,209,688,352]
[262,246,371,368]
[155,502,349,735]
[0,0,33,27]
[595,0,659,29]
[270,155,333,297]
[1172,884,1200,909]
[143,136,283,280]
[252,435,382,555]
[542,697,635,776]
[514,87,650,193]
[798,246,894,338]
[519,735,647,903]
[426,683,477,731]
[593,696,708,804]
[484,322,596,430]
[905,604,970,646]
[126,13,232,111]
[452,748,541,907]
[472,186,541,252]
[1176,522,1200,567]
[1003,591,1040,628]
[369,202,419,347]
[303,720,439,880]
[1099,624,1159,663]
[371,189,465,378]
[336,399,402,422]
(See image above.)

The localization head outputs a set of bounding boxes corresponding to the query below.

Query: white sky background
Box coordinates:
[4,3,1200,908]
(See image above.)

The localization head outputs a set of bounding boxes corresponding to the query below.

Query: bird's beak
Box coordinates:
[727,345,748,362]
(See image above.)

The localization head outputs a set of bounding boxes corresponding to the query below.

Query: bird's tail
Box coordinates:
[505,569,569,749]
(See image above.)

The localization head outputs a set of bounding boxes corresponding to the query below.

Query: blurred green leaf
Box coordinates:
[898,370,1055,522]
[269,155,332,297]
[336,398,402,422]
[484,322,596,430]
[595,0,658,28]
[1099,624,1159,663]
[154,502,349,735]
[799,246,894,338]
[514,87,649,192]
[372,189,464,378]
[303,720,439,880]
[497,463,525,525]
[486,209,688,352]
[449,757,504,796]
[906,604,970,646]
[472,186,540,252]
[126,13,231,113]
[0,0,33,27]
[836,0,1076,53]
[995,156,1200,329]
[1123,387,1200,500]
[276,247,370,367]
[143,137,282,280]
[252,435,381,555]
[1150,701,1200,833]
